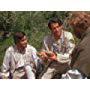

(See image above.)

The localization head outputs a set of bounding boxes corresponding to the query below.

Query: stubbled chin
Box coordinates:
[54,33,60,37]
[23,44,27,48]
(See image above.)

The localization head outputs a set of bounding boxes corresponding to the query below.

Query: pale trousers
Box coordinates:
[41,61,70,79]
[13,66,35,79]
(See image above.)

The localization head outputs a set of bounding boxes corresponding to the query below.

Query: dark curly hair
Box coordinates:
[48,17,63,30]
[69,12,90,30]
[13,31,26,44]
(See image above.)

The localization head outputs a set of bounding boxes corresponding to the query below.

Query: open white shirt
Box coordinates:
[1,44,39,78]
[42,30,75,64]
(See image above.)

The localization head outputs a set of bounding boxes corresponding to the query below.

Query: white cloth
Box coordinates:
[42,30,75,64]
[61,69,86,79]
[1,44,39,79]
[24,65,35,79]
[41,30,75,79]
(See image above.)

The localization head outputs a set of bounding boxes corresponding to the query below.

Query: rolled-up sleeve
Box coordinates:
[57,32,75,64]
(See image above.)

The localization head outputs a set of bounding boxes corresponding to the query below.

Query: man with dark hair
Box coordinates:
[13,31,26,44]
[39,17,75,79]
[48,17,63,30]
[1,31,40,79]
[62,12,90,79]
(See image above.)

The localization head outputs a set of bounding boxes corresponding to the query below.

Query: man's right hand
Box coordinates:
[45,51,57,61]
[37,51,57,61]
[37,51,48,60]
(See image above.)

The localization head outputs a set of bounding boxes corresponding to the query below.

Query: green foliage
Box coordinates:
[0,36,13,65]
[0,11,16,32]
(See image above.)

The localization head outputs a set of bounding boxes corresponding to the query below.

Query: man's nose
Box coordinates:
[24,40,27,44]
[55,27,59,31]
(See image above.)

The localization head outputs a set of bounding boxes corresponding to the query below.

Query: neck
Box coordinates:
[16,45,25,53]
[54,35,60,40]
[54,30,62,40]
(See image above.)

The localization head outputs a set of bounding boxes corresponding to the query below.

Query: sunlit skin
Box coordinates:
[16,36,28,53]
[50,23,63,40]
[37,51,57,61]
